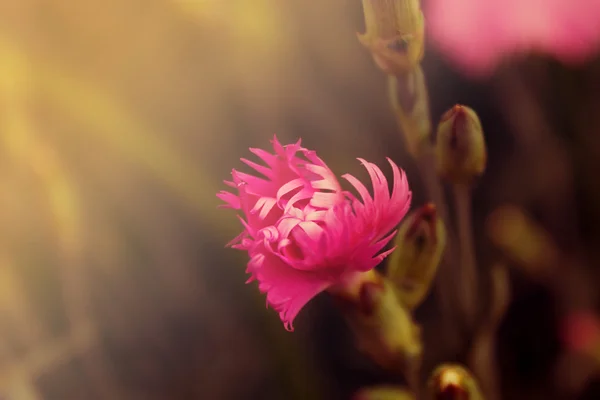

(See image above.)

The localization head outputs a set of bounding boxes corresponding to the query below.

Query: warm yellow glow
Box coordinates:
[173,0,284,46]
[439,368,462,389]
[0,37,235,238]
[0,0,377,397]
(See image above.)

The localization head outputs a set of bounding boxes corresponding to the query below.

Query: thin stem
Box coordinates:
[452,183,478,328]
[416,146,466,353]
[405,355,422,400]
[469,264,509,400]
[416,147,449,225]
[389,61,465,353]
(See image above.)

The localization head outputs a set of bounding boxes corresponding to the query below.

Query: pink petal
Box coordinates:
[271,135,285,154]
[284,188,314,212]
[225,230,248,248]
[250,197,277,220]
[249,147,277,168]
[219,136,413,330]
[236,215,256,238]
[342,172,373,208]
[276,178,305,206]
[253,246,331,331]
[367,245,397,269]
[277,216,303,238]
[358,158,390,206]
[241,157,274,179]
[368,229,398,259]
[297,221,324,242]
[216,190,241,209]
[234,171,273,195]
[426,0,600,76]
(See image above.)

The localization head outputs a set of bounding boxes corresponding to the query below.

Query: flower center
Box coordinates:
[282,240,305,261]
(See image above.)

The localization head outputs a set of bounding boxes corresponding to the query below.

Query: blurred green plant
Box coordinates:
[387,203,446,310]
[350,1,505,399]
[354,385,415,400]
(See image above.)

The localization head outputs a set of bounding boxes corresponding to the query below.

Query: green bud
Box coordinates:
[354,386,415,400]
[427,364,484,400]
[386,203,446,310]
[435,105,487,183]
[358,0,425,74]
[331,271,422,372]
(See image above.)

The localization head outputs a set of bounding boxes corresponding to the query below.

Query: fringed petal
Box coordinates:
[241,157,274,179]
[358,158,390,205]
[253,247,331,331]
[342,172,373,208]
[249,147,277,167]
[219,136,412,331]
[216,190,241,209]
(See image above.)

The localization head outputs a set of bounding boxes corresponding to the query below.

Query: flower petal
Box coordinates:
[253,246,331,331]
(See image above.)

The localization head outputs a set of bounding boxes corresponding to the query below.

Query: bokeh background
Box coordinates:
[1,0,600,399]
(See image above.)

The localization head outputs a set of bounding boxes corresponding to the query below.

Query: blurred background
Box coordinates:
[1,0,600,399]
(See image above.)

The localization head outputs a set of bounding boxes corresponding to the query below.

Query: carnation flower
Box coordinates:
[218,136,411,330]
[426,0,600,75]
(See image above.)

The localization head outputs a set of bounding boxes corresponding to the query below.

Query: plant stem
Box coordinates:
[469,264,509,400]
[416,146,467,353]
[405,355,422,400]
[452,183,478,328]
[416,147,449,224]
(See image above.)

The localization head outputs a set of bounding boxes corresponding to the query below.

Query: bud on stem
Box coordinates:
[330,270,422,378]
[386,203,446,310]
[427,364,485,400]
[436,105,487,184]
[358,0,425,74]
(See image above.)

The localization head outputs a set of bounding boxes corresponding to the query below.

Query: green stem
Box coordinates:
[416,147,449,225]
[405,355,423,400]
[416,146,466,353]
[452,183,478,328]
[389,64,466,354]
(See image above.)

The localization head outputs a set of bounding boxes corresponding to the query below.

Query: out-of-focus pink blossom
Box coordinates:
[561,311,600,353]
[218,136,411,330]
[426,0,600,76]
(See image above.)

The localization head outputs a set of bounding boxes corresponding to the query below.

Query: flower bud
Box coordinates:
[354,386,415,400]
[435,105,486,184]
[386,203,446,310]
[358,0,425,74]
[331,270,422,372]
[427,364,484,400]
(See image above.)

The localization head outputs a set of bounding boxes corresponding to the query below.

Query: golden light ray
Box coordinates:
[0,41,122,399]
[1,378,41,400]
[0,37,236,239]
[0,39,84,320]
[173,0,284,46]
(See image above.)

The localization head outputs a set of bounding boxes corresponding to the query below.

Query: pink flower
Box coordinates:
[561,311,600,353]
[217,136,411,330]
[426,0,600,76]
